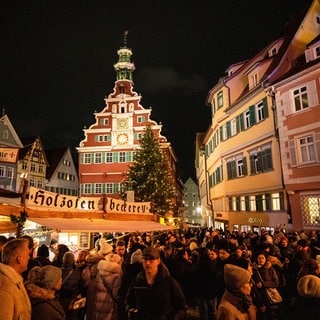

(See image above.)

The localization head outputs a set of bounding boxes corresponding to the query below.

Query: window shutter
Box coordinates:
[226,121,231,139]
[219,126,223,141]
[126,152,132,161]
[263,97,269,118]
[227,162,232,180]
[245,196,250,211]
[113,152,118,162]
[249,154,255,174]
[236,115,241,133]
[265,193,271,211]
[249,105,256,125]
[236,197,240,211]
[288,139,297,166]
[256,195,262,212]
[243,157,248,175]
[228,197,232,211]
[308,81,319,108]
[279,192,284,210]
[239,113,245,131]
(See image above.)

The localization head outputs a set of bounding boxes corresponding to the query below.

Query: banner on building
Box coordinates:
[27,187,152,214]
[106,197,151,214]
[0,148,19,163]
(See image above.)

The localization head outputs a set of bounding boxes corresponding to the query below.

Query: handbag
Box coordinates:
[256,268,283,304]
[69,296,87,310]
[265,287,283,304]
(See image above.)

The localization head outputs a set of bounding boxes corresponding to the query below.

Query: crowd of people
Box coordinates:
[0,227,319,320]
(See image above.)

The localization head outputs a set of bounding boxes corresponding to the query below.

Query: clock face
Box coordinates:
[117,133,128,145]
[117,118,128,129]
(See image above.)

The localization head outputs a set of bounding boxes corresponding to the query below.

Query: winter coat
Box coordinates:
[217,289,255,320]
[25,281,65,320]
[251,261,279,307]
[92,270,122,320]
[125,263,186,320]
[192,254,217,299]
[60,266,82,320]
[0,263,31,320]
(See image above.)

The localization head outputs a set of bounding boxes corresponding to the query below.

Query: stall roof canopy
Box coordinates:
[29,218,176,233]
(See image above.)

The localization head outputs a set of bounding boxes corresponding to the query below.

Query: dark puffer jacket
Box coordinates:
[125,263,186,320]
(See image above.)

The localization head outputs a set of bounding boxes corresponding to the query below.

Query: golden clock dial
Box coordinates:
[117,118,128,129]
[117,133,128,145]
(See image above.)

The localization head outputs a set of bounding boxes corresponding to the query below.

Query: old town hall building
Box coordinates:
[77,36,182,212]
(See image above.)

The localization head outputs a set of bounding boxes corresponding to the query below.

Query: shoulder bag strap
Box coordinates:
[62,269,73,285]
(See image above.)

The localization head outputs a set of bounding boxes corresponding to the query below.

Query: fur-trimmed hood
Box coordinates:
[97,253,122,276]
[25,281,56,300]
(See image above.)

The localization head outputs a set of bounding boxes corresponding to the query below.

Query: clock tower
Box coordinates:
[77,32,181,208]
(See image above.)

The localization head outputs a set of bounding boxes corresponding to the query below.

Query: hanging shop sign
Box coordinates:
[106,197,151,214]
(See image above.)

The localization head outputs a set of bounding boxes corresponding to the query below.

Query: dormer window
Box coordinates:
[249,72,259,88]
[305,40,320,62]
[269,47,277,57]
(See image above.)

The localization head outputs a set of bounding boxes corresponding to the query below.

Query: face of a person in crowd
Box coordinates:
[78,251,88,262]
[208,249,218,260]
[281,240,288,247]
[218,249,230,260]
[257,253,266,266]
[18,242,31,273]
[235,248,243,258]
[116,245,126,257]
[142,257,160,276]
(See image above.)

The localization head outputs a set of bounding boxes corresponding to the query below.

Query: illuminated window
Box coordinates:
[293,86,309,111]
[271,193,281,211]
[250,196,256,211]
[301,194,320,226]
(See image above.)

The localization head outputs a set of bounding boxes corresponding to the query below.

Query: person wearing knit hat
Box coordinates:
[25,265,65,319]
[98,238,114,256]
[288,275,320,320]
[297,275,320,298]
[130,248,143,264]
[217,264,256,320]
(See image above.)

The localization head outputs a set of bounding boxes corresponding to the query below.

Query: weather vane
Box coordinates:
[123,30,129,47]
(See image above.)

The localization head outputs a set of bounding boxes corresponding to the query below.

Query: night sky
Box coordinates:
[0,0,311,181]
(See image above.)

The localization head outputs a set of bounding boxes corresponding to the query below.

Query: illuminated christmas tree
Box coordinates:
[124,123,174,216]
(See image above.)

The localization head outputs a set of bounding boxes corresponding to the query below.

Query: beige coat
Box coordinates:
[217,290,256,320]
[0,263,31,320]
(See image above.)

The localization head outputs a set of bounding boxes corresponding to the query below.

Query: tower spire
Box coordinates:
[114,32,135,81]
[123,30,129,48]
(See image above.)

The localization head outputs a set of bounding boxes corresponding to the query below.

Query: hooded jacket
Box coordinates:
[25,281,65,320]
[0,263,31,320]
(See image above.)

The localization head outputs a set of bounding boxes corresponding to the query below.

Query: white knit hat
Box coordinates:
[297,275,320,298]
